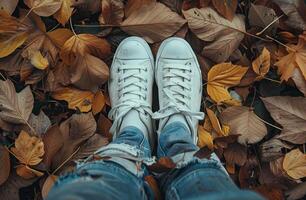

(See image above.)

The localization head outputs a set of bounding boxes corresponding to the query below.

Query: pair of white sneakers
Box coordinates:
[108,37,204,147]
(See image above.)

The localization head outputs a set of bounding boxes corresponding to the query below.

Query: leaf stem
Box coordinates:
[256,14,284,36]
[69,17,77,36]
[263,76,282,84]
[254,114,283,131]
[52,146,80,175]
[265,35,296,52]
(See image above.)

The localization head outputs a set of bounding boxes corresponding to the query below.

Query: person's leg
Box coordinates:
[47,36,156,200]
[153,37,264,200]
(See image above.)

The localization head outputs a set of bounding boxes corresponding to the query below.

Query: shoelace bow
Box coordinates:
[109,61,153,135]
[153,63,204,121]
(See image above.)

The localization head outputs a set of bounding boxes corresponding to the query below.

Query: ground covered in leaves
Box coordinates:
[0,0,306,200]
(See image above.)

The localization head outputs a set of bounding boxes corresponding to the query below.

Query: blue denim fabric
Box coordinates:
[47,122,264,200]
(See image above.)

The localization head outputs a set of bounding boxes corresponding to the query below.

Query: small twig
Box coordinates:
[21,7,35,22]
[266,35,296,52]
[250,87,257,108]
[256,14,284,36]
[263,76,282,84]
[254,114,283,131]
[52,146,81,175]
[0,72,6,80]
[69,17,77,36]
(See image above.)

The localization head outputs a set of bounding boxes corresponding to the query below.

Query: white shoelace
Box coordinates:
[153,63,204,121]
[108,61,152,136]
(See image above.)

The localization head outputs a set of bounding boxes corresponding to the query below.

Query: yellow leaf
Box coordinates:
[29,50,49,70]
[11,130,44,166]
[92,90,106,115]
[197,126,214,149]
[283,149,306,179]
[24,0,62,17]
[47,28,73,48]
[252,47,270,78]
[206,108,226,136]
[53,0,73,25]
[16,164,44,179]
[52,87,94,112]
[207,63,248,103]
[275,36,306,81]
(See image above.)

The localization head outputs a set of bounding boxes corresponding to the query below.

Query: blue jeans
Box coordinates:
[47,122,264,200]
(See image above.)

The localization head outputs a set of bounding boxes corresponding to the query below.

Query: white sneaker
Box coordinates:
[153,37,204,144]
[108,37,154,146]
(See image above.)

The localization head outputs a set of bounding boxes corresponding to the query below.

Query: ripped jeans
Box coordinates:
[47,122,264,200]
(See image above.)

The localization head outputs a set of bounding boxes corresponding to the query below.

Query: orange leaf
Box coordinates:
[252,47,270,78]
[144,175,161,200]
[206,108,227,136]
[283,149,306,179]
[52,87,95,112]
[212,0,238,21]
[92,91,106,115]
[24,0,62,17]
[197,125,214,149]
[42,175,58,199]
[11,130,44,166]
[16,164,44,179]
[53,0,73,25]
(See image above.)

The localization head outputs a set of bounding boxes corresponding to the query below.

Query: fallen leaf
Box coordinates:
[0,145,10,185]
[121,2,186,43]
[92,90,106,115]
[47,28,74,48]
[207,63,248,103]
[248,4,279,35]
[252,47,271,78]
[270,157,285,178]
[283,149,306,179]
[97,113,113,140]
[69,53,109,91]
[220,106,267,145]
[125,0,155,18]
[197,125,214,149]
[254,184,284,200]
[60,34,111,65]
[274,0,306,31]
[0,11,32,58]
[211,0,238,21]
[262,96,306,144]
[24,0,62,17]
[0,0,18,15]
[16,164,44,179]
[183,7,245,62]
[29,50,49,70]
[99,0,124,25]
[260,138,293,162]
[194,146,214,159]
[42,175,58,200]
[206,108,227,136]
[224,142,247,166]
[291,68,306,96]
[52,113,96,169]
[275,35,306,81]
[54,0,73,25]
[0,79,34,124]
[11,130,44,166]
[285,182,306,200]
[25,111,51,135]
[144,175,162,200]
[226,162,235,174]
[52,87,95,112]
[148,157,176,173]
[71,0,101,14]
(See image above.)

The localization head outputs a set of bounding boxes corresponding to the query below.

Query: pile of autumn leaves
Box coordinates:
[0,0,306,199]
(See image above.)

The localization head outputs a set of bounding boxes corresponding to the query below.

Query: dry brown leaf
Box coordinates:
[224,142,247,166]
[206,108,227,136]
[125,0,155,17]
[16,164,44,179]
[42,175,58,199]
[254,184,284,200]
[225,162,235,174]
[92,90,106,115]
[0,79,34,124]
[144,175,161,200]
[270,157,285,177]
[252,47,271,78]
[220,106,267,145]
[260,138,293,162]
[248,4,279,35]
[52,87,95,112]
[211,0,238,21]
[121,2,186,43]
[291,68,306,96]
[283,149,306,179]
[275,36,306,81]
[97,113,113,140]
[197,125,214,149]
[285,182,306,200]
[0,0,18,15]
[47,28,74,48]
[71,0,101,14]
[0,145,10,185]
[183,7,245,62]
[262,96,306,144]
[99,0,124,25]
[42,125,64,168]
[0,11,32,58]
[60,34,111,65]
[54,0,73,25]
[69,53,109,91]
[24,0,62,17]
[148,157,176,173]
[207,63,248,103]
[11,130,44,166]
[52,113,96,169]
